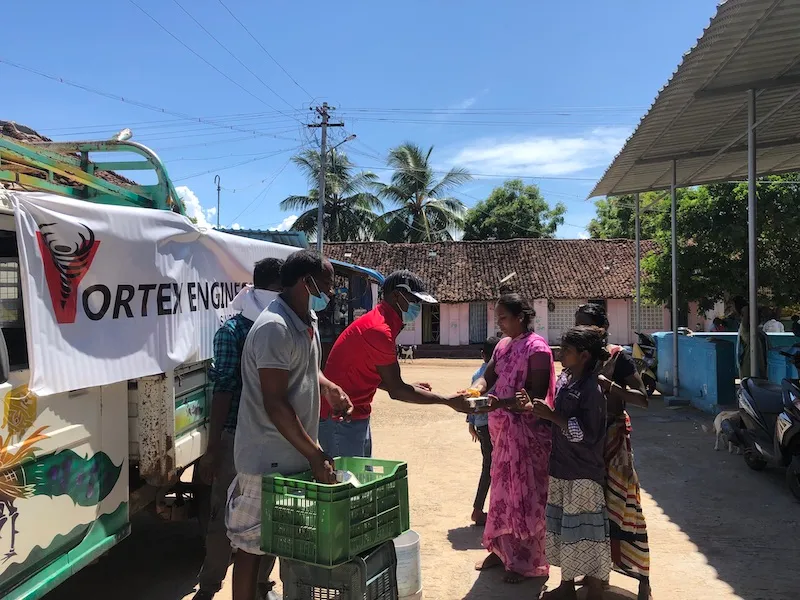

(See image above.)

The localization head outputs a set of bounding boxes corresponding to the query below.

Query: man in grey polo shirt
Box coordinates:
[226,249,352,600]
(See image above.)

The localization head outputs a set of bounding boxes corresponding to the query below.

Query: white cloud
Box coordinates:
[176,185,216,228]
[446,127,629,177]
[273,215,298,231]
[231,223,242,230]
[451,97,476,111]
[578,231,590,239]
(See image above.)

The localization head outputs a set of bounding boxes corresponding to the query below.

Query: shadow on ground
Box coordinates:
[45,512,204,600]
[628,400,800,600]
[447,525,485,550]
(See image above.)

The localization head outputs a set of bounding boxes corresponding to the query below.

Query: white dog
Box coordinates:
[400,345,416,362]
[713,410,742,454]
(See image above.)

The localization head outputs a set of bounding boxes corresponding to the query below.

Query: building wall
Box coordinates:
[547,299,584,345]
[400,298,668,348]
[396,311,422,346]
[533,298,548,340]
[607,299,631,345]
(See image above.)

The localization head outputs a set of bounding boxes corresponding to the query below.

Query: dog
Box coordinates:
[399,345,417,362]
[713,410,742,454]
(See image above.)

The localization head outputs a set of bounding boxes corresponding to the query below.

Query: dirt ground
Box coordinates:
[45,360,800,600]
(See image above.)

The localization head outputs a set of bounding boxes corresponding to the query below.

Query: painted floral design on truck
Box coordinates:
[0,426,122,562]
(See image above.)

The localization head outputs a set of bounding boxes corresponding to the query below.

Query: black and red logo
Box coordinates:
[36,222,100,324]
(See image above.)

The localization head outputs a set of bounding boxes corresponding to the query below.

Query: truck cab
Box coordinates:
[0,126,382,599]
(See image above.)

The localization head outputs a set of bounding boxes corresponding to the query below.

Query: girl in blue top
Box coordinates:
[467,336,500,525]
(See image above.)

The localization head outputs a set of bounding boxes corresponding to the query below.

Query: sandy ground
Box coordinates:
[45,359,800,600]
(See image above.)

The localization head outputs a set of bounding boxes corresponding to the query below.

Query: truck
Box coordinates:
[0,123,383,599]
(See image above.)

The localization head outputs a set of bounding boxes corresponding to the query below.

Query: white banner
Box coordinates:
[13,192,295,395]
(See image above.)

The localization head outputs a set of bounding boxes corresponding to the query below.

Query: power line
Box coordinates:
[158,134,304,151]
[169,148,299,162]
[230,159,293,223]
[340,106,648,114]
[136,125,301,143]
[171,0,303,121]
[0,59,302,143]
[39,110,301,135]
[216,0,313,100]
[127,0,294,117]
[172,146,301,182]
[344,115,634,128]
[347,162,598,182]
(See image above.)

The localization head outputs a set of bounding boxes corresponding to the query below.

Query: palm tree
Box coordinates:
[280,150,383,242]
[374,143,471,243]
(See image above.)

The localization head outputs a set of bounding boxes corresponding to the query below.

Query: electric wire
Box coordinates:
[216,0,314,100]
[171,0,303,121]
[0,59,303,142]
[127,0,298,119]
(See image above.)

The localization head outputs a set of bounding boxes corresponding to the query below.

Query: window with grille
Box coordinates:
[629,301,664,332]
[469,303,488,343]
[548,299,584,344]
[0,259,22,327]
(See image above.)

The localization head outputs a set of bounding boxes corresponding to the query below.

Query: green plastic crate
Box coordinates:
[262,458,410,567]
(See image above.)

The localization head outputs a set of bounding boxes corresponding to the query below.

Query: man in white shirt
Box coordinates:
[763,308,785,333]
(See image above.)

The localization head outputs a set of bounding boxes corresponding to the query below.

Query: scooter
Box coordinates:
[721,351,800,500]
[623,331,658,396]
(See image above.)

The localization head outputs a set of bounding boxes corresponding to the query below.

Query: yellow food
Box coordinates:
[466,388,481,398]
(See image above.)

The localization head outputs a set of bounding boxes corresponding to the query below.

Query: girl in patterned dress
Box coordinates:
[523,325,612,600]
[575,304,652,600]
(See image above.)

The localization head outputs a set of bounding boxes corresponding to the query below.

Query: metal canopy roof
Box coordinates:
[590,0,800,198]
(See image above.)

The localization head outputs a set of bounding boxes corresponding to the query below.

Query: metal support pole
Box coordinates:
[214,175,221,229]
[316,108,329,253]
[748,89,759,377]
[634,192,641,334]
[671,161,679,399]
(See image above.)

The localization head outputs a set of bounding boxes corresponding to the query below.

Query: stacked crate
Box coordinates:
[262,458,410,600]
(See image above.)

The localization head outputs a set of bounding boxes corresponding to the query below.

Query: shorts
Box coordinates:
[225,473,264,555]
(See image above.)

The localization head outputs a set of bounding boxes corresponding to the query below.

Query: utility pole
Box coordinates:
[308,103,343,252]
[214,175,221,229]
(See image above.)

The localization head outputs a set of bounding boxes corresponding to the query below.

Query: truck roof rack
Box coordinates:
[0,132,186,215]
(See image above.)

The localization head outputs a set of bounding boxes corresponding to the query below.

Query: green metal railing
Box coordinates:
[0,135,186,215]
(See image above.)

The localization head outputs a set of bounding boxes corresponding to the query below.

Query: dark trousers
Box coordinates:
[474,425,493,511]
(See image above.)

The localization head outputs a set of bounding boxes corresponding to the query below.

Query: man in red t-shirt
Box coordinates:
[319,270,471,457]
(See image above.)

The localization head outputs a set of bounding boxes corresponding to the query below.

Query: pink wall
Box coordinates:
[441,303,470,346]
[487,303,497,338]
[607,299,631,345]
[533,299,548,338]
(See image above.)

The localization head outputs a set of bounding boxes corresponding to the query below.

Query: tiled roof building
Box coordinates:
[325,239,666,347]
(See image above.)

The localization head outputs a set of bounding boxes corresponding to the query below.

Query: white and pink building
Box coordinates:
[326,239,669,350]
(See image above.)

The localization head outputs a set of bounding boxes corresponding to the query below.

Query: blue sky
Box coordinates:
[3,0,720,237]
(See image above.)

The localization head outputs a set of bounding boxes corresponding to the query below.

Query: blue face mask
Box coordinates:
[401,296,422,324]
[306,278,330,312]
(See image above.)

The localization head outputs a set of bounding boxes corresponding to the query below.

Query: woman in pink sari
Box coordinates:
[472,293,556,583]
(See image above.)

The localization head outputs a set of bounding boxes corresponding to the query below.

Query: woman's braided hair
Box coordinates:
[561,325,611,371]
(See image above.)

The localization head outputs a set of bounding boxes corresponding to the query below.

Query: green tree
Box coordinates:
[587,192,666,239]
[280,150,382,242]
[374,143,470,242]
[641,175,800,309]
[462,179,566,240]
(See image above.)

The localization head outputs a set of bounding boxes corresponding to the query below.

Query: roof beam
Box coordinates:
[634,136,800,165]
[695,74,800,99]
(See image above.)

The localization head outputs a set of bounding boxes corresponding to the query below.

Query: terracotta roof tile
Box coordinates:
[325,239,658,302]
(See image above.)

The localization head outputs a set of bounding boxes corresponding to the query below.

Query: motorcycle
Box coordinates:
[721,350,800,500]
[622,331,658,396]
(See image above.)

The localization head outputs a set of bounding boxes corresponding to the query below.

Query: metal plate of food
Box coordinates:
[468,396,491,409]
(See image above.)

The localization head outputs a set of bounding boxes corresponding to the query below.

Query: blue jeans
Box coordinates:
[318,418,372,458]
